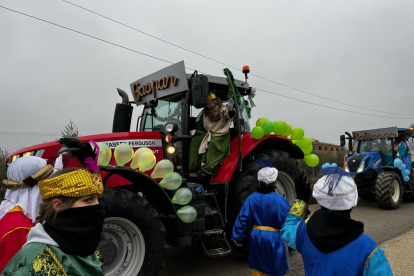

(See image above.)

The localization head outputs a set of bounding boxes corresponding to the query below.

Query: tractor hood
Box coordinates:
[346,152,382,174]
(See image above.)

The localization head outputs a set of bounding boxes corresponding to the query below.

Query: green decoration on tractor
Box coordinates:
[224,68,252,118]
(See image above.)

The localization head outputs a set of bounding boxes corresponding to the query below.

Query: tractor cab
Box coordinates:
[113,61,258,180]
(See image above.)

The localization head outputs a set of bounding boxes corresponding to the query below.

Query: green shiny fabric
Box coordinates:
[189,115,231,175]
[0,243,103,276]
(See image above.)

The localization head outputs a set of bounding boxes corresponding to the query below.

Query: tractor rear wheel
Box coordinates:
[99,188,167,276]
[227,149,300,253]
[375,172,402,209]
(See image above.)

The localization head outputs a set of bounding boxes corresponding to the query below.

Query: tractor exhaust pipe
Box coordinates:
[117,87,130,104]
[112,88,133,133]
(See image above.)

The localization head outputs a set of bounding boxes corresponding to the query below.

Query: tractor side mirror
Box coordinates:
[340,135,346,147]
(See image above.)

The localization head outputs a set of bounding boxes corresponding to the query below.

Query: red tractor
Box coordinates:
[6,61,304,276]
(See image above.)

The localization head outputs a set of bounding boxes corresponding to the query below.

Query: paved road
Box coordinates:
[160,199,414,276]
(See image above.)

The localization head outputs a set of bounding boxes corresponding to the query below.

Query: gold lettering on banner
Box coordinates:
[352,131,397,141]
[133,75,179,102]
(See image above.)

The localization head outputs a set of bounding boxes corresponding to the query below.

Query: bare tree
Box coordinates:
[0,148,9,200]
[61,119,79,138]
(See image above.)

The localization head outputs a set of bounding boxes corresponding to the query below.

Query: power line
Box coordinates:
[1,5,413,121]
[62,0,414,117]
[256,88,413,120]
[0,6,199,72]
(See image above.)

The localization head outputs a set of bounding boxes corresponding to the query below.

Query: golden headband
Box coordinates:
[38,168,103,200]
[2,165,55,190]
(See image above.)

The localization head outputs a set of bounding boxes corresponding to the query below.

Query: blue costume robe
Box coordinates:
[231,191,291,276]
[281,200,393,276]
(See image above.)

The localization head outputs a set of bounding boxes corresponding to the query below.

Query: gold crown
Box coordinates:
[207,92,216,101]
[38,169,103,200]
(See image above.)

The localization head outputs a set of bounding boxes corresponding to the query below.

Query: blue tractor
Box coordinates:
[340,127,414,209]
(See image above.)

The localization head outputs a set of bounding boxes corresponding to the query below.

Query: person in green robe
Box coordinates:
[1,139,105,276]
[190,94,235,175]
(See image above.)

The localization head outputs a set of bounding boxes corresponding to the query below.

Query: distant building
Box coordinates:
[312,139,344,156]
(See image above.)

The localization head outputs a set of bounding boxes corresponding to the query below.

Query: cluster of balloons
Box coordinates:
[394,159,411,182]
[150,159,197,223]
[251,118,319,167]
[96,142,197,223]
[108,143,157,172]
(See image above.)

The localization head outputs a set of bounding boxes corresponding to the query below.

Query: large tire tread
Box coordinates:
[101,188,167,276]
[375,172,402,210]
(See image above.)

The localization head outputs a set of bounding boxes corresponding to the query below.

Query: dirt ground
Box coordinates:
[382,229,414,276]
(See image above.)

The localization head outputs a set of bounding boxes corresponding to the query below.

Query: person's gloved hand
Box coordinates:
[295,171,311,202]
[226,98,234,110]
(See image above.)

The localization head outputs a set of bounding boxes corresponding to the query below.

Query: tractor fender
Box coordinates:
[99,166,181,234]
[211,133,304,183]
[381,166,405,183]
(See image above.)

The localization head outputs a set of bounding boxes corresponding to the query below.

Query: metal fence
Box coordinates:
[0,131,61,154]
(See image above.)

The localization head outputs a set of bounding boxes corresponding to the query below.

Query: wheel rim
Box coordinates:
[392,180,400,203]
[275,172,296,205]
[99,217,145,276]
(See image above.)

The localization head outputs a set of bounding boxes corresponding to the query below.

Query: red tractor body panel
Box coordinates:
[7,132,164,187]
[211,133,293,183]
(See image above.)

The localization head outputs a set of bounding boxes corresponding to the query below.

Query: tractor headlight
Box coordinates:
[345,166,349,173]
[165,123,174,133]
[164,123,178,134]
[167,144,176,154]
[357,161,365,173]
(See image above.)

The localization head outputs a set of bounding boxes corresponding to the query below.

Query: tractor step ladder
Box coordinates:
[200,229,232,257]
[201,191,232,257]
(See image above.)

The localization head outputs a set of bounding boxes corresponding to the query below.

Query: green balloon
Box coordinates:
[177,205,197,223]
[302,145,313,155]
[251,127,264,140]
[282,124,292,137]
[296,137,312,149]
[114,143,134,166]
[262,121,274,135]
[151,159,174,179]
[96,142,112,166]
[256,118,269,127]
[273,121,287,135]
[159,172,182,190]
[304,154,319,167]
[291,127,305,140]
[172,187,193,205]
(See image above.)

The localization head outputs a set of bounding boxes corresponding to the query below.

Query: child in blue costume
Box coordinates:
[281,167,393,276]
[231,163,291,276]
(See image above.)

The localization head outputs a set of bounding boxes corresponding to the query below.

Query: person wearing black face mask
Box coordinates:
[1,139,106,276]
[280,166,393,276]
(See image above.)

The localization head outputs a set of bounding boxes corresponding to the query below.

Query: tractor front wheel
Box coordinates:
[99,188,167,276]
[375,172,402,209]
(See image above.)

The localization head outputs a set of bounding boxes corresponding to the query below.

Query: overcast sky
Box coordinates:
[1,0,414,146]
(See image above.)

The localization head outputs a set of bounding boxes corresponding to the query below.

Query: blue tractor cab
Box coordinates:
[340,126,414,209]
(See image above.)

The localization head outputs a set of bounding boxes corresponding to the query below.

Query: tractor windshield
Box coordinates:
[358,138,392,164]
[143,100,182,134]
[142,97,252,133]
